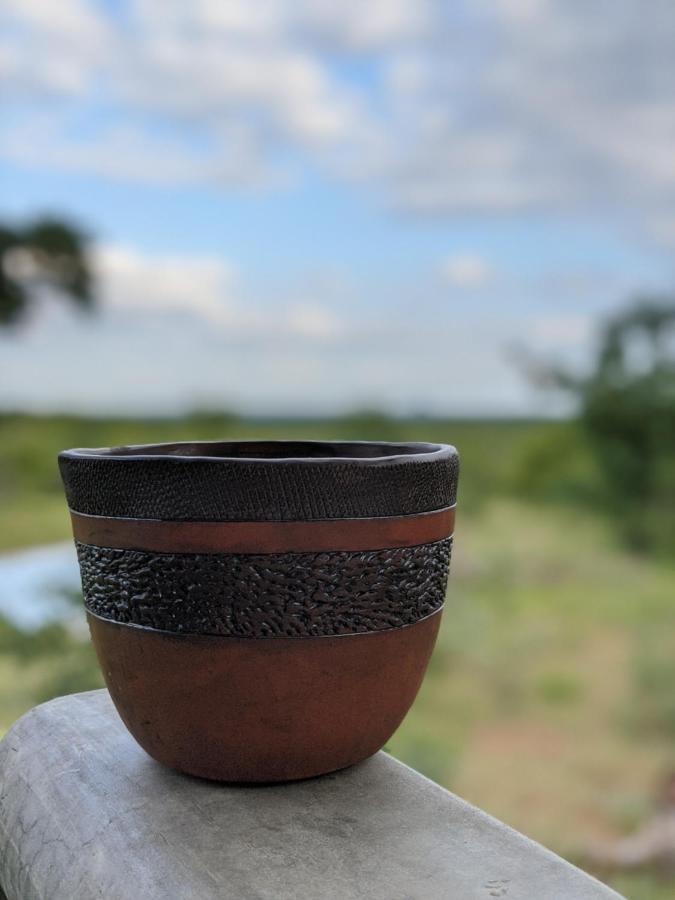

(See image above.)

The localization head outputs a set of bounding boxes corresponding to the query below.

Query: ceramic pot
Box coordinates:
[59,440,459,782]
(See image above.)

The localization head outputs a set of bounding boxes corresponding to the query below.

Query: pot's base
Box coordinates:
[87,610,442,782]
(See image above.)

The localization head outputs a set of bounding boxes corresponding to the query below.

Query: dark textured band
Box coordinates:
[70,507,455,554]
[76,538,452,638]
[59,444,459,521]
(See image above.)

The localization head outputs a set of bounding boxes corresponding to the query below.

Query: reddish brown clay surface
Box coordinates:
[88,609,442,782]
[71,507,455,554]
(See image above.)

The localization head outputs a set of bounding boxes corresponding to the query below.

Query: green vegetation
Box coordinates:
[545,301,675,557]
[0,218,93,326]
[0,411,673,899]
[0,617,103,730]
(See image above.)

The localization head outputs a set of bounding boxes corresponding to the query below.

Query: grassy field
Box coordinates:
[1,413,674,898]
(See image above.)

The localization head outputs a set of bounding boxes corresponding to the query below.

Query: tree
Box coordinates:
[0,219,93,326]
[564,301,675,553]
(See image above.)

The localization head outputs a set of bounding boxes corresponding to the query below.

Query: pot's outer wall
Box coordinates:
[60,440,459,781]
[88,610,443,783]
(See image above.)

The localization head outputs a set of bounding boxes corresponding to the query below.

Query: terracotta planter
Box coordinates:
[59,440,459,782]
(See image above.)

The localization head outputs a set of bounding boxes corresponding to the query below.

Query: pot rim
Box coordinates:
[59,439,456,466]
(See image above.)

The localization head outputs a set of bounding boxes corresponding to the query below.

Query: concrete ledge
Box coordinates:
[0,690,620,899]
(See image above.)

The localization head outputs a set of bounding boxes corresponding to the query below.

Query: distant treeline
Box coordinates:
[0,399,672,556]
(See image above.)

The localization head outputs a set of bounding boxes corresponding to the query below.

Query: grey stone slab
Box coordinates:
[0,690,621,900]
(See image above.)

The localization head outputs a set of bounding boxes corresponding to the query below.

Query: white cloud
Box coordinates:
[0,119,274,187]
[91,245,345,345]
[0,243,604,417]
[3,0,106,43]
[0,0,368,187]
[649,215,675,248]
[295,0,433,51]
[120,38,360,145]
[285,303,342,340]
[373,1,675,236]
[528,314,592,347]
[439,254,492,289]
[96,246,237,327]
[0,0,110,96]
[2,0,675,248]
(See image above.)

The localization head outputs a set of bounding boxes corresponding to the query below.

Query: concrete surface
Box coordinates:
[0,690,621,899]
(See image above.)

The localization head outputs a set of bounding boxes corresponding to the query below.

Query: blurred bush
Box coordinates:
[577,303,675,556]
[0,218,93,326]
[509,420,602,506]
[525,300,675,557]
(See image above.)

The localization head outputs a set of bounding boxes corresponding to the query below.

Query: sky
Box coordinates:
[1,0,674,416]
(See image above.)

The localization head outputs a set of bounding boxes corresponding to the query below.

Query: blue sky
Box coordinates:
[1,0,674,415]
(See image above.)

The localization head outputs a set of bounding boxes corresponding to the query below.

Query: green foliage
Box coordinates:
[0,614,103,729]
[560,301,675,554]
[334,409,402,441]
[0,218,93,326]
[510,421,601,506]
[33,648,103,705]
[0,617,72,662]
